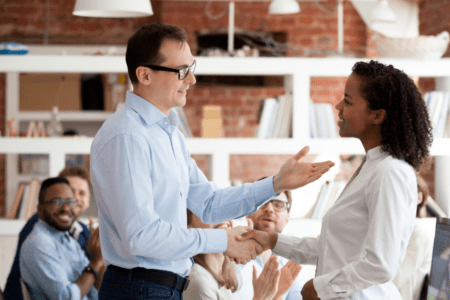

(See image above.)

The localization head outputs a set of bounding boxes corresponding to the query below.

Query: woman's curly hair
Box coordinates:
[352,60,433,170]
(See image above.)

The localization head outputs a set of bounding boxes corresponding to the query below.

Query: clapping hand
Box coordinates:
[273,260,302,300]
[272,146,335,194]
[252,256,280,300]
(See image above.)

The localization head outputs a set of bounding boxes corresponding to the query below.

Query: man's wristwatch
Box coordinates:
[83,266,99,279]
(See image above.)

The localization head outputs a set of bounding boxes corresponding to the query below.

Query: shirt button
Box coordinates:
[165,122,168,125]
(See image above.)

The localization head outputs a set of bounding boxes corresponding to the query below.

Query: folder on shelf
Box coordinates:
[271,95,286,138]
[9,183,26,219]
[276,94,293,138]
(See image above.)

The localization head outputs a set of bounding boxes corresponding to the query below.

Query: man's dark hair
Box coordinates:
[257,176,292,213]
[38,177,70,204]
[58,165,90,187]
[352,60,433,170]
[126,23,188,84]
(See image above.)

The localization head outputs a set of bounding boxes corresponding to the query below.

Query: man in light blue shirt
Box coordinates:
[90,22,334,300]
[20,177,104,300]
[237,185,305,300]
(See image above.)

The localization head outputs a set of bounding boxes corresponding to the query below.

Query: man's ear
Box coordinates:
[135,66,152,86]
[372,109,387,125]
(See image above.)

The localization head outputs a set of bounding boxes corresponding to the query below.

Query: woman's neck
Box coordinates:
[360,127,382,153]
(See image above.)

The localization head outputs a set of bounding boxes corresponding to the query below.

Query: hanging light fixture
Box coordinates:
[269,0,300,14]
[73,0,153,18]
[372,0,396,23]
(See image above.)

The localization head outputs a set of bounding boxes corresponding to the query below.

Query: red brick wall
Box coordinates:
[419,0,450,58]
[0,0,443,215]
[160,0,367,57]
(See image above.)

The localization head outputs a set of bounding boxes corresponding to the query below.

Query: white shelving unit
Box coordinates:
[2,47,450,218]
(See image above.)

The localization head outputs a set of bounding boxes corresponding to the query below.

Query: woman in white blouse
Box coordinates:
[240,60,433,300]
[184,209,281,300]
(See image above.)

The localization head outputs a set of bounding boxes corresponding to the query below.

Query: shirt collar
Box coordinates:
[37,218,71,243]
[124,91,179,128]
[70,221,83,240]
[365,146,388,161]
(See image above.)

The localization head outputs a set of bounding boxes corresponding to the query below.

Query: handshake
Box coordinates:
[224,220,279,264]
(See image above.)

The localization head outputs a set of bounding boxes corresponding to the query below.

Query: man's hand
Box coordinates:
[86,227,104,269]
[252,256,280,300]
[273,146,335,194]
[301,279,320,300]
[273,260,302,300]
[237,229,278,251]
[224,226,263,264]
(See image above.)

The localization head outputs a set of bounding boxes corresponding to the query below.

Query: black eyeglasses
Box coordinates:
[260,199,290,212]
[43,197,77,208]
[142,60,196,80]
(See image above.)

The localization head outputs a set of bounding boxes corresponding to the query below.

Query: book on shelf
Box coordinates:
[309,100,318,138]
[324,104,338,138]
[310,102,338,138]
[254,95,293,139]
[9,182,25,219]
[276,94,293,138]
[256,98,278,138]
[309,179,346,219]
[436,92,450,138]
[24,179,40,219]
[17,183,30,219]
[271,95,286,138]
[10,179,41,220]
[425,91,450,138]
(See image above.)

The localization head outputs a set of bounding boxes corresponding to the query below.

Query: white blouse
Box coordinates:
[273,146,417,299]
[184,264,241,300]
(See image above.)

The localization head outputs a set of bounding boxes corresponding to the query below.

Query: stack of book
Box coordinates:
[309,100,339,138]
[9,179,41,220]
[424,91,450,138]
[254,94,293,138]
[306,179,346,219]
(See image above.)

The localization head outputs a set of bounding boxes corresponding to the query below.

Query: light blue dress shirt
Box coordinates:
[90,91,277,277]
[236,256,305,300]
[20,219,97,300]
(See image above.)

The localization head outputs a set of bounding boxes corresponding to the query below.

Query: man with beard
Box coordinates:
[236,182,305,300]
[19,177,104,300]
[4,166,92,300]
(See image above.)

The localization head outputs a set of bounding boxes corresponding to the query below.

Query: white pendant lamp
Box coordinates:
[73,0,153,18]
[269,0,300,15]
[372,0,396,23]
